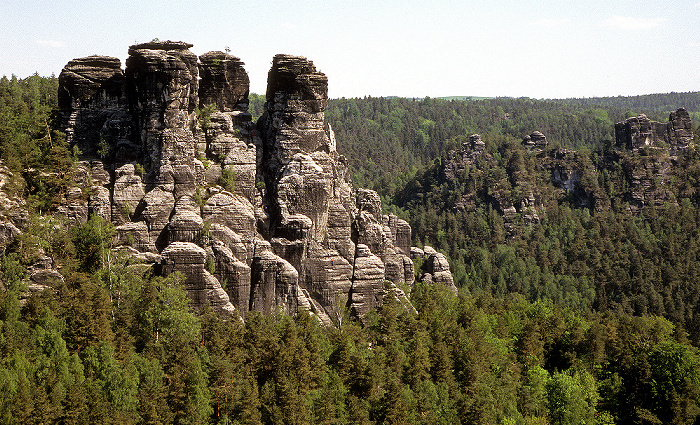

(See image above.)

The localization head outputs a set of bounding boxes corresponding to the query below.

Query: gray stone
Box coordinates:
[161,241,236,317]
[112,164,145,225]
[250,241,298,315]
[202,192,256,240]
[212,241,251,313]
[0,221,20,250]
[198,51,250,112]
[115,221,152,252]
[615,109,694,154]
[421,252,458,294]
[349,244,385,318]
[168,195,203,245]
[139,186,175,249]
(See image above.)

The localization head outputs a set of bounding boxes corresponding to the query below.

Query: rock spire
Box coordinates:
[56,41,428,322]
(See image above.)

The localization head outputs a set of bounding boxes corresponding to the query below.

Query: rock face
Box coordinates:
[614,109,693,213]
[416,246,457,294]
[58,56,128,159]
[57,41,436,321]
[522,131,548,150]
[615,108,693,155]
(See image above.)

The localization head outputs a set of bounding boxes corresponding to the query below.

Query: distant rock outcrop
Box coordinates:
[56,41,428,322]
[613,109,693,212]
[615,108,693,155]
[522,131,548,150]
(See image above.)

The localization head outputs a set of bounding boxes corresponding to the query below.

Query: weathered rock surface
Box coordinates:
[115,221,152,252]
[250,241,298,315]
[26,252,64,293]
[258,54,329,171]
[0,221,20,251]
[199,52,249,112]
[161,242,236,317]
[211,241,251,313]
[202,192,256,240]
[420,250,458,294]
[0,163,28,228]
[613,110,692,213]
[615,108,694,155]
[349,244,385,317]
[57,41,449,322]
[522,131,548,149]
[58,56,128,159]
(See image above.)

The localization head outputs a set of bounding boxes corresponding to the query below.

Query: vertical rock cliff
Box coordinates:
[57,41,422,322]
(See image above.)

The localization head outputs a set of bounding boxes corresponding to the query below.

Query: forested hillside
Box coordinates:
[2,74,700,424]
[320,92,700,343]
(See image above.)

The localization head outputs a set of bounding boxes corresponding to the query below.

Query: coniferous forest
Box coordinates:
[3,75,700,424]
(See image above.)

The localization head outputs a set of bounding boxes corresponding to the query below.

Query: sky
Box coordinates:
[2,0,700,99]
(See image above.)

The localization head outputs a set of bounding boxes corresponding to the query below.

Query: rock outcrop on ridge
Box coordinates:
[56,41,425,322]
[615,108,693,155]
[612,109,693,213]
[433,109,696,239]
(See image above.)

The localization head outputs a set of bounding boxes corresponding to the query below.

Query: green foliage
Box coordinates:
[0,74,74,213]
[546,370,598,425]
[70,214,115,274]
[218,167,238,192]
[3,262,700,423]
[133,163,145,176]
[198,103,217,130]
[206,255,215,274]
[96,136,110,159]
[194,185,208,208]
[248,93,266,122]
[3,73,700,423]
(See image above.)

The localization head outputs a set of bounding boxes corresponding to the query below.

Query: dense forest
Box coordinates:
[3,75,700,424]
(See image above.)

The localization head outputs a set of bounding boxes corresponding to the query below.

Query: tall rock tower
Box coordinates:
[57,41,423,323]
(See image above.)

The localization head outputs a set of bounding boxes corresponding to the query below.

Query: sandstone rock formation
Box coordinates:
[441,133,542,235]
[418,247,458,295]
[56,41,432,322]
[615,108,693,155]
[614,109,693,212]
[522,131,548,150]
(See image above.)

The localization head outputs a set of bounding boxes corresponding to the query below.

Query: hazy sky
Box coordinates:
[2,0,699,99]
